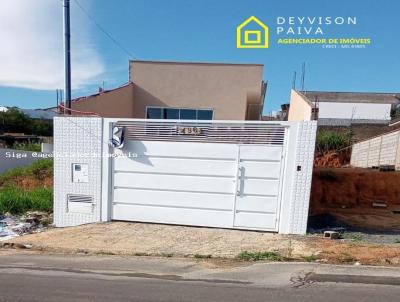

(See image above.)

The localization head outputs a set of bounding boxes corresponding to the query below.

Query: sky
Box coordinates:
[0,0,399,114]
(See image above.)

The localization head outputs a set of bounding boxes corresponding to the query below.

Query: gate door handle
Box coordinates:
[237,167,244,196]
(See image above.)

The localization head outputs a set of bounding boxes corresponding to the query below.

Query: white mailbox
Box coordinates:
[72,163,89,183]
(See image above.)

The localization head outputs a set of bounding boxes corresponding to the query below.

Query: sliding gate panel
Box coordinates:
[112,140,238,228]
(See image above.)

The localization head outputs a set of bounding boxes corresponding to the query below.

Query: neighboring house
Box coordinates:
[288,90,400,126]
[262,103,289,121]
[72,60,266,120]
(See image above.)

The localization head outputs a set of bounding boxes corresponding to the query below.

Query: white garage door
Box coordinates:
[111,122,286,231]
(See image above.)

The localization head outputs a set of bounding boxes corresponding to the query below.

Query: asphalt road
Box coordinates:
[0,251,399,302]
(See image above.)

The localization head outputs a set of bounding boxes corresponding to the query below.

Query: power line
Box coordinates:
[72,0,138,59]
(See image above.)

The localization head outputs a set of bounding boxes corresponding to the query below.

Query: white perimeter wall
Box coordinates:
[318,102,392,121]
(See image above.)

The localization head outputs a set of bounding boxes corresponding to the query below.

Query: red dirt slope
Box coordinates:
[310,168,400,230]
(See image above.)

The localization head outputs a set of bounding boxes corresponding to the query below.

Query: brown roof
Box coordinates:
[130,60,263,67]
[299,91,400,104]
[72,82,133,103]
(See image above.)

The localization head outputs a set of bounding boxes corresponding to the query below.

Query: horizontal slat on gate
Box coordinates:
[234,212,276,230]
[241,179,280,196]
[235,196,278,213]
[240,161,281,179]
[115,141,238,159]
[113,203,233,228]
[114,156,236,177]
[113,188,234,210]
[116,121,286,145]
[114,173,236,194]
[239,145,282,161]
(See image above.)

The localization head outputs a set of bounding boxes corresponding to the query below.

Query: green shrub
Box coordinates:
[0,107,52,136]
[0,186,53,214]
[12,142,41,152]
[316,130,352,153]
[237,251,284,261]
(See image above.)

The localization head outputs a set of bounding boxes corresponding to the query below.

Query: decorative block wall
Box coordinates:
[53,117,103,227]
[288,121,317,235]
[351,129,400,170]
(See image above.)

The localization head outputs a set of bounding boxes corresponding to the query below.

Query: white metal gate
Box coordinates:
[111,121,286,231]
[53,117,317,234]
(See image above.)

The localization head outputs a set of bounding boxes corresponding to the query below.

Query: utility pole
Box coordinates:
[300,62,306,91]
[63,0,72,114]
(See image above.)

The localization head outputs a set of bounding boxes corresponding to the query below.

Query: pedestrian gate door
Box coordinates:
[111,121,286,231]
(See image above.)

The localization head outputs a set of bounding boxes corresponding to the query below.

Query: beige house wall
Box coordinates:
[129,61,263,120]
[72,84,134,118]
[288,89,312,121]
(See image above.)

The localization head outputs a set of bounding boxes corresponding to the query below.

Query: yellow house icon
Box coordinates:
[237,16,269,48]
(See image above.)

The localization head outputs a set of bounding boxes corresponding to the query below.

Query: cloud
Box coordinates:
[0,0,104,90]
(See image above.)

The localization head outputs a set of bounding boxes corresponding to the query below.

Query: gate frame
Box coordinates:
[53,117,317,235]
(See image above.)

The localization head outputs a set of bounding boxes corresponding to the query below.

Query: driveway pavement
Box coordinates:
[4,222,400,265]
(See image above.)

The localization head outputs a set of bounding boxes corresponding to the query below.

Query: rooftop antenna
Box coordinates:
[300,62,306,91]
[292,71,297,90]
[260,80,268,119]
[63,0,72,114]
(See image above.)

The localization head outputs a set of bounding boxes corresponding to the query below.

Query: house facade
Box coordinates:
[72,60,266,120]
[288,90,400,126]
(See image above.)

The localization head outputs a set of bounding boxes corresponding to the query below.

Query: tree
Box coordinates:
[0,107,52,136]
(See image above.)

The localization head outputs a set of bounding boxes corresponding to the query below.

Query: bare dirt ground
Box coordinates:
[2,222,400,266]
[310,167,400,231]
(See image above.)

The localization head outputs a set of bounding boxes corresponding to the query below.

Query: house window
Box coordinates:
[146,107,162,119]
[197,109,213,120]
[146,107,213,120]
[164,108,179,119]
[180,109,196,120]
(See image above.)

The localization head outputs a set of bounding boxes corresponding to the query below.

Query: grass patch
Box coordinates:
[237,251,284,261]
[316,130,352,153]
[194,254,212,259]
[0,185,52,214]
[342,233,363,241]
[0,159,53,214]
[303,255,317,262]
[340,252,356,263]
[0,159,53,187]
[394,239,400,244]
